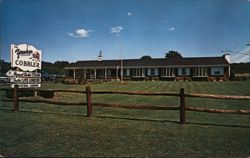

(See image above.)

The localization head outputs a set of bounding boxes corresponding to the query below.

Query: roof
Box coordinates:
[65,56,229,69]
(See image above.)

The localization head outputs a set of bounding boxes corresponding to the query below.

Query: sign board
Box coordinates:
[6,70,41,88]
[10,77,41,84]
[11,44,42,71]
[9,76,41,88]
[9,44,42,88]
[6,70,41,78]
[11,84,41,89]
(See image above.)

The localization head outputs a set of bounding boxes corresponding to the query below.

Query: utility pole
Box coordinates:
[246,44,250,62]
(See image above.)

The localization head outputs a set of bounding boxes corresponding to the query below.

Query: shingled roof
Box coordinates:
[65,55,229,69]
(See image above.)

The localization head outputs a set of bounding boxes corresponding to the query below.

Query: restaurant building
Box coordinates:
[64,54,230,81]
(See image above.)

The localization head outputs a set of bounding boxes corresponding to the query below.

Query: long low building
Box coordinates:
[64,54,230,81]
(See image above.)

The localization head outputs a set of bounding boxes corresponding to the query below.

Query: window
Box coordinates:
[166,68,171,76]
[123,69,127,76]
[147,68,158,76]
[194,67,208,77]
[123,69,130,76]
[162,68,175,77]
[214,71,220,75]
[132,68,145,77]
[211,67,224,76]
[182,68,186,75]
[151,69,155,75]
[161,69,166,76]
[178,68,190,76]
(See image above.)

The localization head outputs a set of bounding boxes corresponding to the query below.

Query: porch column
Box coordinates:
[84,69,86,79]
[94,69,97,79]
[228,66,231,77]
[65,69,67,78]
[116,66,119,80]
[73,69,76,80]
[104,68,107,79]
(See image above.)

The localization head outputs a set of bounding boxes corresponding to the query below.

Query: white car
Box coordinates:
[0,76,10,83]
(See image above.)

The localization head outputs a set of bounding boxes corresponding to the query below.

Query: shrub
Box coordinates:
[152,77,159,81]
[5,89,35,98]
[38,91,54,98]
[144,77,150,81]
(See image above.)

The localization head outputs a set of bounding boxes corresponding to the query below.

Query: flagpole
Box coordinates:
[120,38,123,83]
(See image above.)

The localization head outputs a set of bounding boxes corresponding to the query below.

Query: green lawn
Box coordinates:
[1,81,250,157]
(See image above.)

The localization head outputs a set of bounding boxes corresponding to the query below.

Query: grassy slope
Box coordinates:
[1,81,250,157]
[1,111,250,157]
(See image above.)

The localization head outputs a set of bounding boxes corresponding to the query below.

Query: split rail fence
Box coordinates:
[1,85,250,124]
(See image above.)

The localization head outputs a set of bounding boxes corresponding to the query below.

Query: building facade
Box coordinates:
[64,55,230,81]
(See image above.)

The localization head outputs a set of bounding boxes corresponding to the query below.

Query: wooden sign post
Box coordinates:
[180,88,186,124]
[86,86,92,117]
[13,85,19,111]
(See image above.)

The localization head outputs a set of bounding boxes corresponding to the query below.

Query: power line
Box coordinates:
[221,50,250,55]
[232,54,245,63]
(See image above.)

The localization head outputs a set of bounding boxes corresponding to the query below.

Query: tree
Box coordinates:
[141,55,152,60]
[165,50,182,58]
[54,61,69,67]
[42,61,70,75]
[0,60,10,75]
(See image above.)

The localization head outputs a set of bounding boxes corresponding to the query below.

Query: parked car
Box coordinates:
[41,71,64,81]
[41,71,54,80]
[0,76,10,83]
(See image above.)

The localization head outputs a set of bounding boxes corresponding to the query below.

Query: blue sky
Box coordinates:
[1,0,250,63]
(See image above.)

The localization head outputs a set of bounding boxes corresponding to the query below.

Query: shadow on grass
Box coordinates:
[186,121,250,129]
[1,108,250,129]
[0,108,85,117]
[93,114,179,124]
[93,115,250,129]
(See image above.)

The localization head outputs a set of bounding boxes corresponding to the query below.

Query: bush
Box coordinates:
[38,91,54,98]
[22,90,35,97]
[4,89,35,98]
[151,77,159,81]
[5,89,13,98]
[144,77,150,81]
[229,74,250,81]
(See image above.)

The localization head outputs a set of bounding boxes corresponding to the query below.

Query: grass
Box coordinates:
[1,81,250,157]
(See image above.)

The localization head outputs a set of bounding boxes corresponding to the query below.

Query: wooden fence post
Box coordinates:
[86,85,92,117]
[13,85,19,111]
[180,88,186,124]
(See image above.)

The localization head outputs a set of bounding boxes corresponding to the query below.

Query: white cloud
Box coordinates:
[128,12,132,16]
[110,26,124,34]
[76,29,89,37]
[68,28,92,38]
[167,27,175,31]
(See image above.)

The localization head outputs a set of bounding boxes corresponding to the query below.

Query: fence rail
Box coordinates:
[185,94,250,100]
[1,98,84,106]
[186,107,250,114]
[93,103,180,110]
[92,91,179,96]
[1,85,250,124]
[0,88,84,94]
